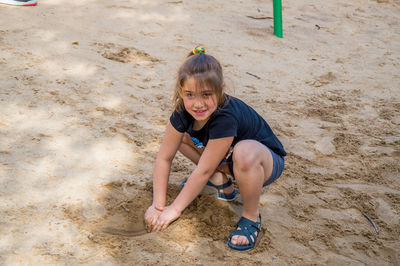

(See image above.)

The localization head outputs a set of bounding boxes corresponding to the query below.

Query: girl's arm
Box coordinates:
[145,122,183,232]
[152,122,184,209]
[152,136,234,232]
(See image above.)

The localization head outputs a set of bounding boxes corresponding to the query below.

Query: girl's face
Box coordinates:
[182,77,219,125]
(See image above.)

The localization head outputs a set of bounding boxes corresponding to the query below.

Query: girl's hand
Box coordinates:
[151,205,181,232]
[144,205,163,232]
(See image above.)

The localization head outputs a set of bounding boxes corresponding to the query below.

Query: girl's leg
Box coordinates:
[178,133,234,194]
[230,140,274,246]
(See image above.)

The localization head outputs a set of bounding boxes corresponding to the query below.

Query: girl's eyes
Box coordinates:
[184,92,213,98]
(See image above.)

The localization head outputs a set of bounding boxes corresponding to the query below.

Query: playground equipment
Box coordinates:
[273,0,283,38]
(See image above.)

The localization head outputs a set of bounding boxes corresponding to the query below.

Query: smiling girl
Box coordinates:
[144,47,286,251]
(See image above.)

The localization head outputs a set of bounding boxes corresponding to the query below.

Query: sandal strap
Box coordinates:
[181,178,237,201]
[236,214,262,232]
[207,178,233,190]
[216,188,237,200]
[228,228,255,245]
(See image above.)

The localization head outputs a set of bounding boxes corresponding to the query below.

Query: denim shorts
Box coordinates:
[222,146,285,187]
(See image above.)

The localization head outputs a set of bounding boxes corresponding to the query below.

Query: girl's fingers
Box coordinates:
[158,218,169,231]
[154,219,166,232]
[150,218,158,232]
[161,223,168,231]
[152,221,160,232]
[147,219,154,232]
[151,209,177,232]
[146,215,159,232]
[145,219,151,231]
[153,224,161,232]
[157,221,165,231]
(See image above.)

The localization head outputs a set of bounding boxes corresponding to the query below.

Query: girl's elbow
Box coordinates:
[156,151,175,163]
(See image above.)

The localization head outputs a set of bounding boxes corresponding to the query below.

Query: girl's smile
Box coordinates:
[193,109,207,116]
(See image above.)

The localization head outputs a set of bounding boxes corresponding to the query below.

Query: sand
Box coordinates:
[0,0,399,265]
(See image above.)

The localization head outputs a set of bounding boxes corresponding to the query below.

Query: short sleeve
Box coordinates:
[170,109,191,133]
[208,113,238,139]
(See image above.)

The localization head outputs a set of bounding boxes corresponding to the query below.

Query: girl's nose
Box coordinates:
[194,98,203,107]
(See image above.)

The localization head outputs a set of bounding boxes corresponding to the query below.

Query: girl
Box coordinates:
[144,47,286,251]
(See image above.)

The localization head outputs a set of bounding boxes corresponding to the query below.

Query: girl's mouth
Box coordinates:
[193,110,207,116]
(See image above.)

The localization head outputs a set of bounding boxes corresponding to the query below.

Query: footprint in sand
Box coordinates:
[92,42,159,64]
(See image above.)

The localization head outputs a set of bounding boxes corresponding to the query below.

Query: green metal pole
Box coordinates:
[273,0,283,38]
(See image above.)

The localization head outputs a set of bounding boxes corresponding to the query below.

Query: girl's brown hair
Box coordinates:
[173,50,228,111]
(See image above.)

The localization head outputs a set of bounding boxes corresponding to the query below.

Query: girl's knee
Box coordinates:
[178,133,192,153]
[232,141,260,171]
[179,133,204,156]
[181,133,192,145]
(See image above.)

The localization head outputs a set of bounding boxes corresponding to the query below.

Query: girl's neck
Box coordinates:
[193,118,209,131]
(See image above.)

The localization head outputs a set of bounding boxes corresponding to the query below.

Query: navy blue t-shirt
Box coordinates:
[170,95,286,157]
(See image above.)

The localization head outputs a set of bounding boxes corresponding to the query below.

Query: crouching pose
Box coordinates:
[144,47,286,251]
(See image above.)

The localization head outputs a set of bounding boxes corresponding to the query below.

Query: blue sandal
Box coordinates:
[181,178,237,201]
[227,214,262,251]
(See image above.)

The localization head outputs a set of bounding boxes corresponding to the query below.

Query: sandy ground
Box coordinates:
[1,0,399,265]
